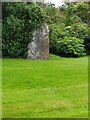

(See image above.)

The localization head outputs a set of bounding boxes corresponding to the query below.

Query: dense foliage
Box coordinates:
[49,23,87,57]
[2,2,89,58]
[47,2,89,57]
[2,2,46,58]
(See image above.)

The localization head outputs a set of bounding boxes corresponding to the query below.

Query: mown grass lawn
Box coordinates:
[2,55,88,118]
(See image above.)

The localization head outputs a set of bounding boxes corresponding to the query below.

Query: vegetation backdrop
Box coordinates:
[2,2,89,58]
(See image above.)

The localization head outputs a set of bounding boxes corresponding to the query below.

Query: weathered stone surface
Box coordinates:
[27,24,49,60]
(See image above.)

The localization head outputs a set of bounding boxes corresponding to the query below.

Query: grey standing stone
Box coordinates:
[27,24,49,60]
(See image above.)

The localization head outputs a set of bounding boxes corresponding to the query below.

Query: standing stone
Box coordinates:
[27,24,49,60]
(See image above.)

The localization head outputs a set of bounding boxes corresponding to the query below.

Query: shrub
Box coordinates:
[49,24,87,57]
[71,23,88,39]
[2,2,46,58]
[58,37,86,57]
[49,23,65,54]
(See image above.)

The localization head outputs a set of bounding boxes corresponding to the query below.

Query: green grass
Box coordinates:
[2,55,88,118]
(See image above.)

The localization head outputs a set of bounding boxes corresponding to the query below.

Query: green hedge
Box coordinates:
[2,2,46,58]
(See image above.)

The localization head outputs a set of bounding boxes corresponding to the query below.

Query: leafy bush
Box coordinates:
[58,37,86,57]
[49,23,65,55]
[63,23,88,39]
[49,23,87,57]
[2,2,46,58]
